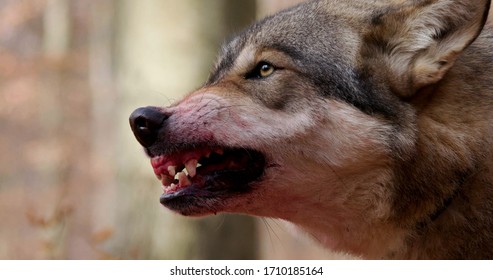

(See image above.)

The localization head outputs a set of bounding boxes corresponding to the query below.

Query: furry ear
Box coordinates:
[365,0,491,96]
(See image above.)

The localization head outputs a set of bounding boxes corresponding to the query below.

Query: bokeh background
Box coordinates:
[0,0,348,259]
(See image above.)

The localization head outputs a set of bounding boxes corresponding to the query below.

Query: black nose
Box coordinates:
[129,106,168,147]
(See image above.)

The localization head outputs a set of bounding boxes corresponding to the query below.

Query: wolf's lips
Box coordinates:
[150,145,265,208]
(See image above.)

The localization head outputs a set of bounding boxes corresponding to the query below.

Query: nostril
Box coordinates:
[135,116,151,130]
[129,106,168,148]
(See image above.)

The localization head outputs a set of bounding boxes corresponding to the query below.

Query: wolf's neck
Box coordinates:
[274,167,406,259]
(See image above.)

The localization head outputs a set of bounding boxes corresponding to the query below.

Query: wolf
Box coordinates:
[129,0,493,259]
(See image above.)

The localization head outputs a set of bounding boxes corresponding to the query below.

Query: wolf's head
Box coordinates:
[130,0,491,257]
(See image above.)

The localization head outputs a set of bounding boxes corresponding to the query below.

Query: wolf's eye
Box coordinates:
[246,61,276,79]
[259,63,275,77]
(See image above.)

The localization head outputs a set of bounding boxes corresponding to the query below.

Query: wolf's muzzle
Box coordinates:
[129,106,168,147]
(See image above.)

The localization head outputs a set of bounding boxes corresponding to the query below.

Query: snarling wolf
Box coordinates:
[129,0,493,259]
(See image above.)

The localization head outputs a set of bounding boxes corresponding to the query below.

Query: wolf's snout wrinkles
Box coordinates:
[129,106,168,147]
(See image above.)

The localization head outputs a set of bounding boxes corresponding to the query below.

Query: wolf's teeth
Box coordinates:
[169,183,178,192]
[178,171,191,187]
[185,159,198,177]
[168,166,176,177]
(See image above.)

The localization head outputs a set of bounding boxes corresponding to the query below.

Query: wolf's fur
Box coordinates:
[131,0,493,259]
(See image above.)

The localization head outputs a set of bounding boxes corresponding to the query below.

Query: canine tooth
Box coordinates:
[185,159,198,177]
[169,183,178,192]
[168,166,176,177]
[178,171,191,187]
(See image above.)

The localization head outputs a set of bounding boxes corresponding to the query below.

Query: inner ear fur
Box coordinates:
[363,0,491,97]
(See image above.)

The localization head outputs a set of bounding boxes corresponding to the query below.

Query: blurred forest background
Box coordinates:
[0,0,341,259]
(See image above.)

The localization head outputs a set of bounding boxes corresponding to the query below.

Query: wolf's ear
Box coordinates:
[365,0,491,96]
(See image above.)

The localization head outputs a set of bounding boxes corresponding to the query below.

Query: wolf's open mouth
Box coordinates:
[150,145,265,208]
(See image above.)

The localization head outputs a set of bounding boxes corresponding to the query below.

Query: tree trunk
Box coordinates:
[39,0,71,259]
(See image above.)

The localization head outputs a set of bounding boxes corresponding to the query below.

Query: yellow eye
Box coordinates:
[259,63,275,77]
[246,61,277,79]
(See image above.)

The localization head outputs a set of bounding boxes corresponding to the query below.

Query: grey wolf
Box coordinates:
[129,0,493,259]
